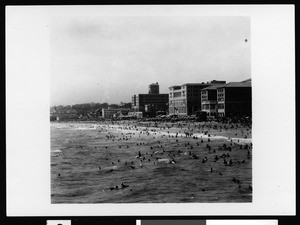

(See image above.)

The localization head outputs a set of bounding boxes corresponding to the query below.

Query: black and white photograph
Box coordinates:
[6,5,295,216]
[49,16,252,203]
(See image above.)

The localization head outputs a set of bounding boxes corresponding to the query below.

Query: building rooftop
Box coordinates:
[168,85,181,89]
[169,83,212,89]
[218,82,252,88]
[202,84,225,90]
[210,80,226,84]
[182,83,212,86]
[149,82,159,85]
[241,78,251,83]
[138,93,168,96]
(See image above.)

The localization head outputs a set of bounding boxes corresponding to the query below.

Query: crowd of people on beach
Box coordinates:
[51,118,252,202]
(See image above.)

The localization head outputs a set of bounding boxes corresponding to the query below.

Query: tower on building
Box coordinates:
[148,82,159,94]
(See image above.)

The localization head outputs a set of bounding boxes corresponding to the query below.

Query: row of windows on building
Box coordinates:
[131,80,250,118]
[170,91,204,98]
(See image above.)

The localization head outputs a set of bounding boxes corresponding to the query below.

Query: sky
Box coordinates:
[50,16,250,106]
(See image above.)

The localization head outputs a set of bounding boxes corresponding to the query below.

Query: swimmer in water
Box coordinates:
[121,182,129,188]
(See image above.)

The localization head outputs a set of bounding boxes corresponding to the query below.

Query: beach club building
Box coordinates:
[169,80,225,116]
[131,83,169,117]
[201,84,225,117]
[216,79,252,117]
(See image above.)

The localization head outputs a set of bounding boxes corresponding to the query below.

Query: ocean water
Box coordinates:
[51,121,252,203]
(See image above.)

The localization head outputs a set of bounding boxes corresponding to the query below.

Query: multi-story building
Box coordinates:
[168,83,212,115]
[217,79,251,117]
[132,95,138,111]
[201,84,225,117]
[131,94,169,116]
[131,83,169,117]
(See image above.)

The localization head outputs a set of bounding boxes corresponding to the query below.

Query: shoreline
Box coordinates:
[51,120,252,144]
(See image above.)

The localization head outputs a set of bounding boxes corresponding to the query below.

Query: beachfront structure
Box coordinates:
[131,83,169,117]
[131,94,169,116]
[217,79,251,117]
[168,81,226,116]
[102,107,131,119]
[201,84,225,117]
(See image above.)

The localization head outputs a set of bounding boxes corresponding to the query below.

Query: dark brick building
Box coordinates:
[217,79,252,117]
[132,83,169,117]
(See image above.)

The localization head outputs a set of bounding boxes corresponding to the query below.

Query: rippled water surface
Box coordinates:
[51,121,252,203]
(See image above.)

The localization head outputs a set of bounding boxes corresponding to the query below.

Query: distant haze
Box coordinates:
[50,16,250,106]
